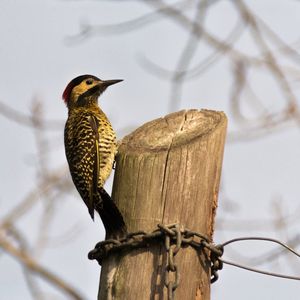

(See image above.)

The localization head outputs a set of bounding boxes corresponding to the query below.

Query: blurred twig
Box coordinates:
[168,0,208,111]
[0,231,85,300]
[233,0,298,113]
[6,226,43,300]
[0,100,63,130]
[68,0,300,137]
[0,167,71,230]
[65,0,193,44]
[0,96,87,298]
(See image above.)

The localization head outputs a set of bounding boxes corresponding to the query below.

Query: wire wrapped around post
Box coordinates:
[89,223,224,299]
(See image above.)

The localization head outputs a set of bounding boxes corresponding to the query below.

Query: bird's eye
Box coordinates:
[86,79,93,85]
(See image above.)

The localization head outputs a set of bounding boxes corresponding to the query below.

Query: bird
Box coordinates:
[62,74,126,238]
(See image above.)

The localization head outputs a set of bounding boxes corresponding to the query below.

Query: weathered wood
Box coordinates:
[98,109,227,300]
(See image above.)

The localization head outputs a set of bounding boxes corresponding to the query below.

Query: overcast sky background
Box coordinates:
[1,0,300,299]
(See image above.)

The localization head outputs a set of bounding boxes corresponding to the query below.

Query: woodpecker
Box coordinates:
[63,74,126,238]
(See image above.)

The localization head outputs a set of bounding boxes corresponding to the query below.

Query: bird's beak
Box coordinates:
[101,79,123,87]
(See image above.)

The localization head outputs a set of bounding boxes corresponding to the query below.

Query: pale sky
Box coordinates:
[1,0,300,299]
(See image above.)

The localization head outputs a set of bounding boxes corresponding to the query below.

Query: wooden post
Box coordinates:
[98,109,227,300]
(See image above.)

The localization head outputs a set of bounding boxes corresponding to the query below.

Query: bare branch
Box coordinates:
[168,0,208,111]
[0,232,86,300]
[0,100,64,131]
[6,226,44,300]
[65,0,193,44]
[0,167,71,230]
[137,17,245,80]
[234,0,299,113]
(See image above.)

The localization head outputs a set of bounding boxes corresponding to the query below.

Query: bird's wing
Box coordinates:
[88,115,100,215]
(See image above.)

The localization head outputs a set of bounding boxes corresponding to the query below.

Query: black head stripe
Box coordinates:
[78,84,100,101]
[62,74,101,103]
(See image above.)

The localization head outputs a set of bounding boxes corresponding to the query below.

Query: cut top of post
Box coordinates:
[120,109,226,152]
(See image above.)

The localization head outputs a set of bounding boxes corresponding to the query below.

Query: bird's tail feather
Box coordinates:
[97,188,127,239]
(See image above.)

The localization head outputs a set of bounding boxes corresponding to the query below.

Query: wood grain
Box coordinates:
[98,109,227,300]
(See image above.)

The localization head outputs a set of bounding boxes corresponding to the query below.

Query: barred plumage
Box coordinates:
[63,75,126,238]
